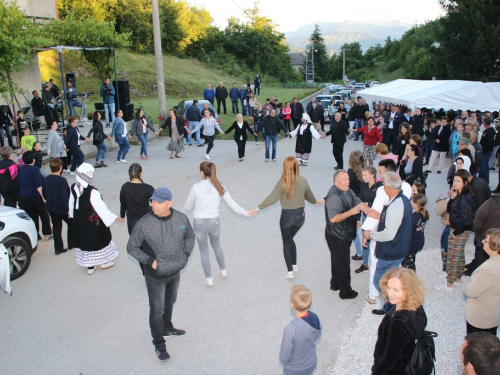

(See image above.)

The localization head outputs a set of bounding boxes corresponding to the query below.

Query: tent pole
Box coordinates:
[113,49,120,111]
[58,48,66,126]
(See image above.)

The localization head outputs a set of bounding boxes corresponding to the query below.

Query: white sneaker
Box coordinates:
[272,159,276,163]
[120,159,128,163]
[204,154,210,160]
[220,269,228,277]
[116,161,120,164]
[205,277,213,286]
[293,265,299,272]
[63,169,70,173]
[265,159,269,163]
[255,142,259,145]
[100,261,115,269]
[87,267,96,275]
[70,171,76,175]
[286,272,294,279]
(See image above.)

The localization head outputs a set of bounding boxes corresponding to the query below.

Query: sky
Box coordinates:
[185,0,444,32]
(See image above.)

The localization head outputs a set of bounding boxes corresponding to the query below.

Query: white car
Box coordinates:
[0,206,38,281]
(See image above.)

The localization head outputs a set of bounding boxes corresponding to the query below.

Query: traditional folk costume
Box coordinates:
[290,114,321,165]
[69,163,119,275]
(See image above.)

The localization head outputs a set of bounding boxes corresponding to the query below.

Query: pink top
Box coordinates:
[282,107,291,120]
[382,154,399,164]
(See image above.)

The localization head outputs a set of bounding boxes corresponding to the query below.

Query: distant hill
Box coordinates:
[285,21,411,54]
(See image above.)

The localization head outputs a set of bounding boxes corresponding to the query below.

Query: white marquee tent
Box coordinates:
[362,79,500,111]
[486,82,500,91]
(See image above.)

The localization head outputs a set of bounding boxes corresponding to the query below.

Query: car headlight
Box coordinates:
[16,212,31,220]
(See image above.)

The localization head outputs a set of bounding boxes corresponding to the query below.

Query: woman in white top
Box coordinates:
[190,109,225,160]
[182,161,256,286]
[289,113,321,166]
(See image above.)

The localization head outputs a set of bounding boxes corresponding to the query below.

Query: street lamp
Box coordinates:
[341,48,351,82]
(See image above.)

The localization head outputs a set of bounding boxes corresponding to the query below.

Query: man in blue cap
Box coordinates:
[127,187,195,361]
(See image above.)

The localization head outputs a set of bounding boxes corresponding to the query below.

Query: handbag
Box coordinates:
[435,186,449,216]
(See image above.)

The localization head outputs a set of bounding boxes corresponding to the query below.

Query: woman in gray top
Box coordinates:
[189,109,224,160]
[46,121,65,167]
[131,108,156,159]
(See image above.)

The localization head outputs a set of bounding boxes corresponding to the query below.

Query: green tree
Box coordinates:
[0,1,51,100]
[309,24,330,82]
[437,0,500,80]
[42,14,130,77]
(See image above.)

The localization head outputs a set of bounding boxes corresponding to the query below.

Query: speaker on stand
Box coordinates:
[113,80,133,122]
[66,73,76,87]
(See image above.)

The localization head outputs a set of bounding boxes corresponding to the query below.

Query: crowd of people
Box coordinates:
[1,85,500,374]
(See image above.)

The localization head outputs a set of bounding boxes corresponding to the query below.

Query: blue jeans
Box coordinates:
[117,137,130,161]
[240,99,247,116]
[104,102,115,127]
[145,272,180,350]
[265,134,278,160]
[254,122,260,142]
[69,145,84,172]
[279,208,305,272]
[254,85,260,95]
[187,121,200,145]
[481,151,493,182]
[95,142,108,162]
[354,215,368,264]
[354,119,365,140]
[374,258,404,293]
[231,100,239,114]
[137,133,148,156]
[68,100,84,117]
[0,125,13,148]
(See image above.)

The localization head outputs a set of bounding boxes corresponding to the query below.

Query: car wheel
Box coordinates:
[4,236,32,281]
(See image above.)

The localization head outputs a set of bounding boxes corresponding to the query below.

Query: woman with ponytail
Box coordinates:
[401,194,429,271]
[257,156,324,279]
[119,163,155,234]
[182,161,257,286]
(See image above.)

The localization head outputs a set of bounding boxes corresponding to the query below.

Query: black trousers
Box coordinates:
[3,193,19,208]
[205,135,214,154]
[145,272,180,350]
[325,231,353,297]
[19,195,52,236]
[292,118,300,130]
[383,128,398,154]
[279,208,305,272]
[466,321,498,336]
[49,212,74,252]
[235,139,246,158]
[332,141,345,168]
[216,99,227,114]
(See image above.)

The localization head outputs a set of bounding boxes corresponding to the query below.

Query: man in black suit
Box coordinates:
[290,97,304,130]
[321,112,350,169]
[384,105,404,153]
[215,82,228,115]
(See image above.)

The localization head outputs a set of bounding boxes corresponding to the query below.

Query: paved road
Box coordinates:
[1,131,497,374]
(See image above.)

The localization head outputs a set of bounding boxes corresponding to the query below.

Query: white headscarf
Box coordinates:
[73,163,94,209]
[302,113,311,123]
[455,155,471,172]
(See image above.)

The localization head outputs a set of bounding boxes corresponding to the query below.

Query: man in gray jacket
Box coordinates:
[127,187,195,362]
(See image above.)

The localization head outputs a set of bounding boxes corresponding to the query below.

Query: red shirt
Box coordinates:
[356,126,382,146]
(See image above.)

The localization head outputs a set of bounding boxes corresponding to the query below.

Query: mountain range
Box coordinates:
[284,21,412,54]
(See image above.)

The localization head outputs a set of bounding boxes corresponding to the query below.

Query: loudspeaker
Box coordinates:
[66,73,76,88]
[113,80,130,111]
[124,103,134,122]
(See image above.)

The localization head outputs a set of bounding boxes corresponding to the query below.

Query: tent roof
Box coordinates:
[362,79,500,111]
[486,82,500,91]
[36,45,114,52]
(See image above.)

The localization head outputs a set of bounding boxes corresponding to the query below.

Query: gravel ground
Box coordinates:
[329,241,500,374]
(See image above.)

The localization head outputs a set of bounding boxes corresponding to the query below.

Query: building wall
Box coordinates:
[1,1,58,109]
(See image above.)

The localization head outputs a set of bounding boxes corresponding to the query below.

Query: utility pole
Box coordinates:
[341,48,351,82]
[311,46,315,84]
[152,0,166,120]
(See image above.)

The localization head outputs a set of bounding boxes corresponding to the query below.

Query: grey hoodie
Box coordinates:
[127,208,195,279]
[279,312,322,375]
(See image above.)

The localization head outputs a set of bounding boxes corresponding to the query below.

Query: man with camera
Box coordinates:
[100,78,116,128]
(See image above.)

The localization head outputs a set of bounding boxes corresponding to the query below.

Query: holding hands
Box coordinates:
[314,199,325,207]
[246,209,259,217]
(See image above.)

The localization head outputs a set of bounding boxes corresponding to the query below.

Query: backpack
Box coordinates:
[403,312,438,375]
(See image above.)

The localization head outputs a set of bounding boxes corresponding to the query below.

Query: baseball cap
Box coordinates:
[150,187,172,203]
